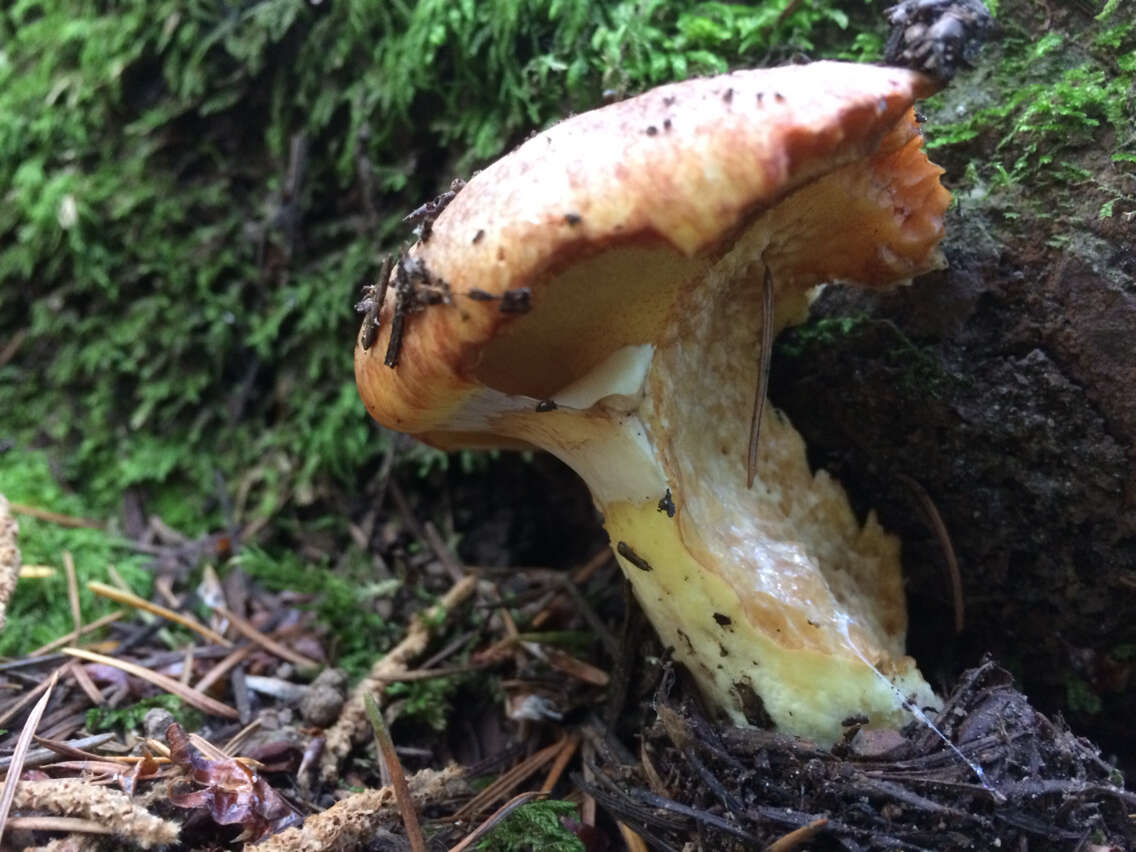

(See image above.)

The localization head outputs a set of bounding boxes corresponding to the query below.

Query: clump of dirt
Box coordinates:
[587,659,1133,850]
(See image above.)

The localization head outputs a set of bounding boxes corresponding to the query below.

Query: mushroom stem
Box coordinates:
[482,211,937,743]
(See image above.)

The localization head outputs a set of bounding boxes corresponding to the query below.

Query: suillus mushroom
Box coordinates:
[354,61,952,744]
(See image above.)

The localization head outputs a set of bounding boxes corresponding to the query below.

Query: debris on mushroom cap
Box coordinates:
[884,0,994,82]
[355,61,951,743]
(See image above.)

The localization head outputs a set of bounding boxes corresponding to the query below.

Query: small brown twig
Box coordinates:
[896,473,964,633]
[0,329,26,367]
[26,611,124,658]
[67,659,104,707]
[321,575,478,782]
[451,738,566,823]
[365,693,427,852]
[448,791,549,852]
[765,817,828,852]
[63,551,81,647]
[0,664,64,728]
[89,581,231,647]
[540,733,580,793]
[193,643,255,694]
[746,263,774,489]
[7,502,103,530]
[61,647,238,719]
[213,604,318,669]
[424,521,466,582]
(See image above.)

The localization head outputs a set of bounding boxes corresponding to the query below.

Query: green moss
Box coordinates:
[0,0,887,528]
[0,450,151,657]
[385,675,466,732]
[776,315,872,359]
[235,547,398,678]
[777,316,953,400]
[477,799,584,852]
[86,694,202,734]
[1065,674,1103,715]
[923,7,1135,208]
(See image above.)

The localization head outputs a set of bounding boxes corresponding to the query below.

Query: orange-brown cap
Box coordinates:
[354,61,948,446]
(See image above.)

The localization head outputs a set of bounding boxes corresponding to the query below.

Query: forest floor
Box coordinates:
[0,471,1132,851]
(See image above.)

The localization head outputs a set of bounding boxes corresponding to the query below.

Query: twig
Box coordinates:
[0,671,58,845]
[7,502,103,530]
[384,262,411,368]
[67,659,104,706]
[89,580,231,646]
[10,778,178,849]
[897,473,964,633]
[765,817,828,852]
[213,605,319,669]
[194,643,255,694]
[61,647,238,719]
[62,551,82,648]
[179,644,195,686]
[424,521,466,582]
[617,822,651,852]
[448,792,549,852]
[540,733,580,793]
[0,329,26,367]
[359,255,393,351]
[4,815,112,835]
[746,263,774,489]
[631,789,759,842]
[389,480,466,582]
[0,733,114,770]
[451,738,565,823]
[524,569,619,658]
[26,611,124,658]
[365,693,427,852]
[321,575,478,782]
[0,664,64,728]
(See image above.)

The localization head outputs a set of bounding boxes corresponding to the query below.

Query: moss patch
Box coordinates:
[922,2,1135,219]
[0,450,151,656]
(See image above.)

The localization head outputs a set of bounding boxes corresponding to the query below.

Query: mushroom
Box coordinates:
[355,61,951,744]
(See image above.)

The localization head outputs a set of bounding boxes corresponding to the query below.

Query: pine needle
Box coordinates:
[62,647,238,719]
[0,670,59,845]
[213,604,318,669]
[746,264,775,489]
[365,692,427,852]
[897,473,965,633]
[88,580,231,647]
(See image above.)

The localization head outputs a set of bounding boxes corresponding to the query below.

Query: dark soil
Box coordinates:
[585,658,1135,850]
[769,200,1136,774]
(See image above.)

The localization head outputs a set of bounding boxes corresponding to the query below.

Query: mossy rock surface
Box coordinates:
[772,0,1135,768]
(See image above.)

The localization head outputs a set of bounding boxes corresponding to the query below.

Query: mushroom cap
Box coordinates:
[355,61,948,444]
